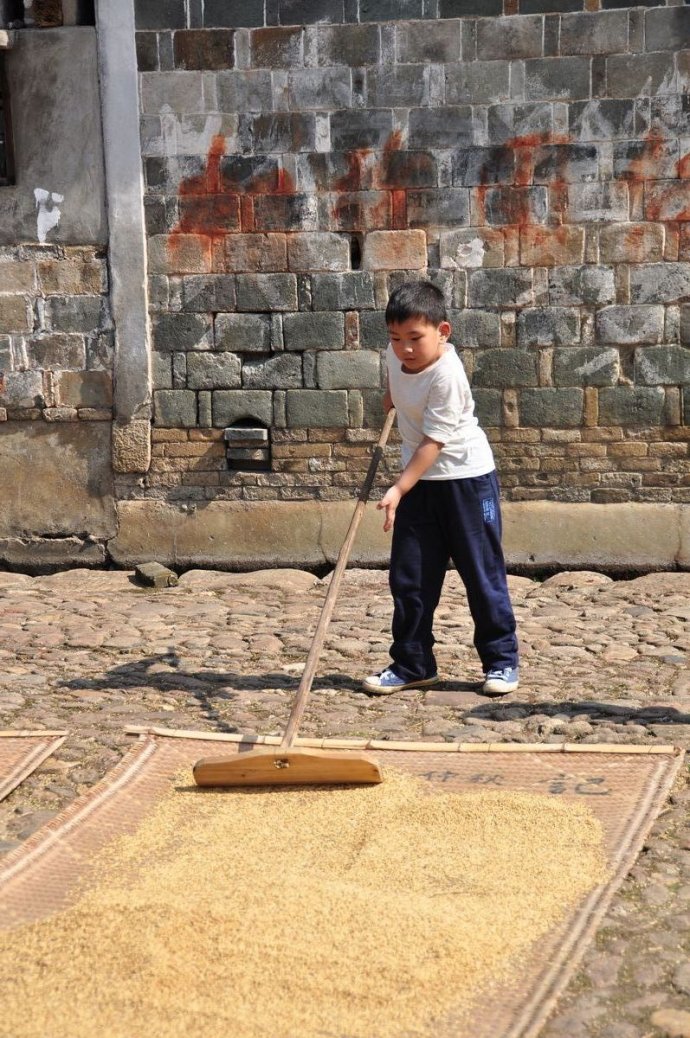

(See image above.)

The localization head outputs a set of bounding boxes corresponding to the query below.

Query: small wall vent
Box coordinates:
[224,420,271,472]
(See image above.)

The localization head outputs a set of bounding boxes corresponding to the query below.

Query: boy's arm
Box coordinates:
[377,436,443,533]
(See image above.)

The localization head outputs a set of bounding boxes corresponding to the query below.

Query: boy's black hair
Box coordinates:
[385,280,447,327]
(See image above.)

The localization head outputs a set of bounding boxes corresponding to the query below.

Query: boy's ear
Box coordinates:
[439,320,451,340]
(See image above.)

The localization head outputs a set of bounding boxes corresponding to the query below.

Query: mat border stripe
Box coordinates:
[0,732,68,803]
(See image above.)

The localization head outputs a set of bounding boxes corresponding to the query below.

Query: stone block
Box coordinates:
[598,386,665,425]
[359,311,388,349]
[487,102,553,145]
[440,0,501,12]
[219,155,279,193]
[135,561,179,588]
[454,309,501,348]
[645,7,690,53]
[187,352,242,389]
[549,265,615,306]
[445,61,510,105]
[148,234,212,275]
[55,371,113,408]
[531,143,599,184]
[218,233,287,273]
[316,351,380,390]
[37,253,105,296]
[213,389,273,427]
[310,273,373,312]
[553,347,619,387]
[173,29,234,69]
[203,0,264,26]
[407,190,470,229]
[330,109,393,151]
[216,70,273,113]
[152,351,173,389]
[408,106,473,149]
[0,295,31,332]
[599,225,665,265]
[517,307,581,347]
[243,353,302,389]
[629,263,690,305]
[287,233,350,272]
[0,371,44,409]
[235,274,298,312]
[140,71,205,114]
[180,274,236,312]
[152,313,213,351]
[286,389,349,427]
[452,147,515,187]
[478,187,548,227]
[566,183,629,223]
[136,32,159,71]
[215,313,272,353]
[26,334,86,370]
[524,57,591,101]
[606,52,677,100]
[46,296,104,334]
[441,229,504,270]
[648,96,690,139]
[472,388,502,427]
[288,68,352,110]
[135,0,186,29]
[397,20,462,64]
[379,151,438,190]
[520,226,585,267]
[154,389,197,426]
[519,388,584,427]
[476,15,543,60]
[596,306,664,345]
[0,262,35,294]
[361,231,427,271]
[239,113,316,154]
[314,24,380,66]
[613,139,679,183]
[635,346,690,386]
[472,349,538,388]
[645,182,690,223]
[359,0,423,20]
[251,26,303,68]
[468,269,534,308]
[569,99,634,141]
[560,11,629,55]
[253,194,319,232]
[367,65,429,108]
[283,311,345,350]
[328,191,392,233]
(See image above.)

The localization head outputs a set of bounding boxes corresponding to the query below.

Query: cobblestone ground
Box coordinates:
[1,565,689,1037]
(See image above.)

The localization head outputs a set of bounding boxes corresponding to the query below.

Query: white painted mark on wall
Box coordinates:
[34,187,64,243]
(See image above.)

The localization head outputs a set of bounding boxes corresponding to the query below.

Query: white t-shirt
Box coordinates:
[386,343,495,480]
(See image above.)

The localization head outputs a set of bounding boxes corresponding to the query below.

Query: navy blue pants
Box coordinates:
[389,471,518,682]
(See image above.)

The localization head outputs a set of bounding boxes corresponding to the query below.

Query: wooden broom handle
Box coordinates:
[281,408,397,749]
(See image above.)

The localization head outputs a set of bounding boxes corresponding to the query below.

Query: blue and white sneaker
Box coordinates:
[482,666,519,696]
[362,667,439,695]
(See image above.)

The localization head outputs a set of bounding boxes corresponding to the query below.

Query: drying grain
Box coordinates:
[0,770,607,1038]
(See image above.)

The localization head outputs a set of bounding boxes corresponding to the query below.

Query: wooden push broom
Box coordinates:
[193,408,397,787]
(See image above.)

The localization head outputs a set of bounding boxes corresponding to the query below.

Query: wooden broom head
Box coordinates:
[193,747,384,787]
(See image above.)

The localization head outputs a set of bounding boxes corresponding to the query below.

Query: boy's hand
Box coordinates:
[377,486,402,532]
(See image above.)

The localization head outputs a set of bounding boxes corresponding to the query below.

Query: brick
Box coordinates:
[286,389,349,427]
[517,307,581,347]
[135,0,186,30]
[288,69,352,110]
[635,346,690,386]
[216,233,287,273]
[216,71,274,113]
[553,346,619,386]
[524,57,592,102]
[0,295,31,332]
[186,352,242,390]
[251,26,303,67]
[316,351,380,389]
[645,8,690,53]
[239,113,316,153]
[235,273,298,311]
[215,313,272,352]
[330,110,394,151]
[645,183,690,223]
[379,151,437,190]
[360,231,426,272]
[596,305,664,345]
[213,390,273,426]
[520,387,584,427]
[311,272,375,311]
[140,71,205,115]
[243,353,302,389]
[181,274,237,312]
[549,265,615,306]
[46,296,104,334]
[520,226,585,267]
[598,386,665,425]
[154,389,197,426]
[55,371,113,409]
[566,183,629,223]
[609,52,678,99]
[629,263,690,305]
[27,334,86,370]
[287,233,350,272]
[148,235,212,275]
[397,20,462,64]
[487,103,553,145]
[445,61,510,105]
[283,311,345,350]
[477,186,548,227]
[315,24,380,66]
[468,268,533,308]
[407,190,470,230]
[367,66,429,108]
[452,147,514,187]
[441,229,505,269]
[408,106,473,150]
[569,99,634,141]
[173,29,234,69]
[560,11,629,55]
[152,313,213,351]
[476,16,543,60]
[0,371,44,409]
[472,349,538,388]
[599,225,665,265]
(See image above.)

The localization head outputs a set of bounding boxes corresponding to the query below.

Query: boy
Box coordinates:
[362,280,519,697]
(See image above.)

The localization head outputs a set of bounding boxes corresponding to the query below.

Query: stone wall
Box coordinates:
[136,1,690,508]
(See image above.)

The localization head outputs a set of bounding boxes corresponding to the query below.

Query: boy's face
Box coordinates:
[387,316,452,373]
